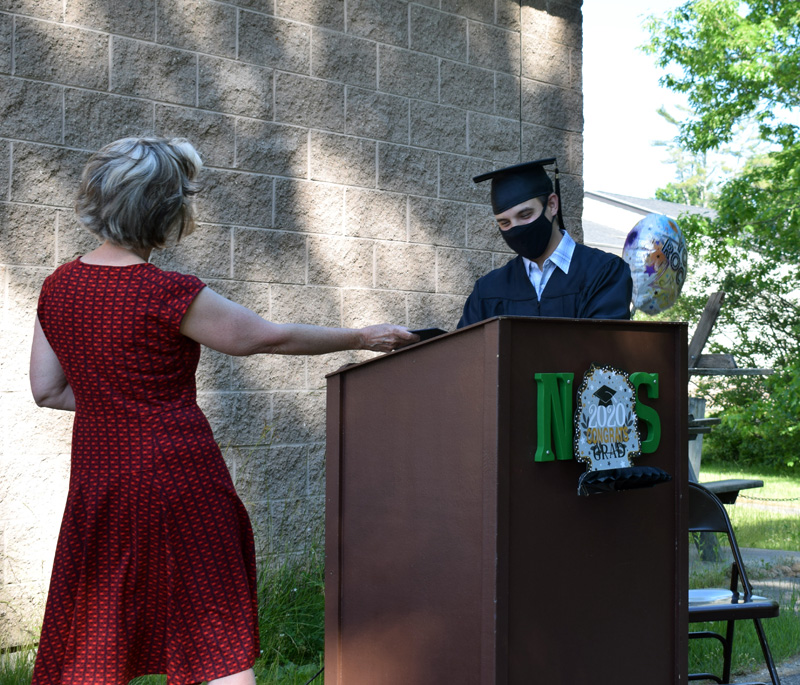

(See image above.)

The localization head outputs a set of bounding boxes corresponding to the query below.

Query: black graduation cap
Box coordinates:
[473,158,565,229]
[592,385,617,407]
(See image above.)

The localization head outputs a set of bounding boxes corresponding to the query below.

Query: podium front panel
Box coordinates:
[326,318,687,684]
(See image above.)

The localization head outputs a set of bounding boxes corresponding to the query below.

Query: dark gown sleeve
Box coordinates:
[578,255,633,320]
[457,286,484,329]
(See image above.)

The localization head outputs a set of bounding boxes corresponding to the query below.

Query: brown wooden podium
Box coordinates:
[325,317,688,684]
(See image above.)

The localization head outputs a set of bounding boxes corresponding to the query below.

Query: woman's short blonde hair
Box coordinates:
[75,137,203,250]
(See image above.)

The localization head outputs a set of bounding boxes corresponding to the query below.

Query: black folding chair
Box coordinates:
[688,482,782,684]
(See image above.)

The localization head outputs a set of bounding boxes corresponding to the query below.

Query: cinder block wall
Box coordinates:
[0,0,583,645]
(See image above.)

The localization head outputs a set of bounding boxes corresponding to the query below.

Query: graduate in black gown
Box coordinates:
[457,158,632,328]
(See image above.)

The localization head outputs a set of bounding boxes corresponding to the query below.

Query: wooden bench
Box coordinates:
[687,292,770,503]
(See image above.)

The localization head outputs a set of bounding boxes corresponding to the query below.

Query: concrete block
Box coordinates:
[377,143,438,197]
[64,90,154,149]
[410,100,467,155]
[0,141,7,201]
[436,246,493,295]
[310,131,376,187]
[0,582,47,647]
[0,14,11,74]
[571,47,582,91]
[407,291,465,330]
[440,60,494,113]
[271,390,325,444]
[198,56,273,119]
[232,227,306,284]
[496,0,521,30]
[0,76,63,145]
[156,0,237,58]
[522,35,571,89]
[0,326,34,391]
[340,288,407,327]
[270,283,342,326]
[155,104,235,168]
[262,496,321,555]
[150,223,233,280]
[10,143,89,208]
[196,168,273,229]
[312,29,377,89]
[226,391,275,446]
[343,187,406,241]
[307,236,374,288]
[276,0,344,30]
[194,389,235,442]
[65,0,156,40]
[195,345,232,392]
[0,453,69,520]
[466,203,509,252]
[232,354,307,392]
[235,119,308,178]
[410,5,467,62]
[468,112,520,163]
[441,0,493,23]
[210,277,271,322]
[495,72,520,119]
[3,517,59,584]
[56,210,101,264]
[569,130,583,177]
[2,0,62,20]
[375,242,436,291]
[306,350,372,386]
[521,121,570,168]
[306,443,325,496]
[408,196,466,247]
[438,152,492,204]
[15,17,108,89]
[275,72,345,132]
[274,178,344,235]
[345,87,409,144]
[345,0,408,47]
[2,391,73,454]
[544,2,582,49]
[0,203,56,266]
[234,444,307,504]
[218,0,271,13]
[520,4,549,42]
[378,45,438,102]
[468,21,520,74]
[238,11,311,74]
[111,37,196,106]
[521,79,582,132]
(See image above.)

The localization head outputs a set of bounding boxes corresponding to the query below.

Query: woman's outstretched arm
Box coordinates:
[30,316,76,411]
[180,287,418,356]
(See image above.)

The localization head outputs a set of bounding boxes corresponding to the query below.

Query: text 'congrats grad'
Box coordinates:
[457,159,633,328]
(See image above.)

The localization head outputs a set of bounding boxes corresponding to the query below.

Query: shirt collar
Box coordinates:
[522,229,576,274]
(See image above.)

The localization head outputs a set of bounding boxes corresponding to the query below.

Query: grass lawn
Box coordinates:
[690,461,800,679]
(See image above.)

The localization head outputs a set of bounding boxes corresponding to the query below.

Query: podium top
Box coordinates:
[326,316,688,378]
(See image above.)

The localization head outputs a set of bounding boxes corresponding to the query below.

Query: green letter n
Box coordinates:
[534,373,574,462]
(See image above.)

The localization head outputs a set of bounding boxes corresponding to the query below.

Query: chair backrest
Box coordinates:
[688,482,754,598]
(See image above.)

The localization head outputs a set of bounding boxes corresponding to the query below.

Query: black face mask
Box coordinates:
[499,211,554,261]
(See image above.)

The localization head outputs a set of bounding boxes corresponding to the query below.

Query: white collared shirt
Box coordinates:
[522,230,576,300]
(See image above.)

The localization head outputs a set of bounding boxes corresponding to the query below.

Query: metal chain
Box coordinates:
[739,493,800,502]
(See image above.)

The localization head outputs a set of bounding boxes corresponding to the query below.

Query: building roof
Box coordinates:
[582,190,715,256]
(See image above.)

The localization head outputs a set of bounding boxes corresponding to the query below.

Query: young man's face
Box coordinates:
[494,193,558,231]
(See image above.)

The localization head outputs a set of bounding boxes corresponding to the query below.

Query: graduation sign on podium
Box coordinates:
[325,317,688,684]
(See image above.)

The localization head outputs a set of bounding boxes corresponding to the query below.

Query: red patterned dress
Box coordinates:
[32,259,259,685]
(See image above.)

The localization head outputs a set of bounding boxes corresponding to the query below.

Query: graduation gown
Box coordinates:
[457,243,632,328]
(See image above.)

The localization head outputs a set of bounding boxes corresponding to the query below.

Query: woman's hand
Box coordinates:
[357,324,419,352]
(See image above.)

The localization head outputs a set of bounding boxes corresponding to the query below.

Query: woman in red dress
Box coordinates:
[29,137,417,685]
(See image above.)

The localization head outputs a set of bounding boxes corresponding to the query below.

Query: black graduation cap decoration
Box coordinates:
[592,385,616,407]
[473,157,565,230]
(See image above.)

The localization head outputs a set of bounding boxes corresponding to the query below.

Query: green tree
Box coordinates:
[645,0,800,470]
